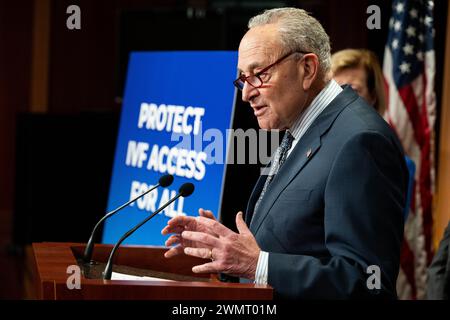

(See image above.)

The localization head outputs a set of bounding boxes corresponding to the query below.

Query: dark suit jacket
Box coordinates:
[245,86,408,299]
[427,221,450,299]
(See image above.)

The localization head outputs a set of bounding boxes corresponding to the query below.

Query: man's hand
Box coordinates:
[161,210,261,280]
[162,208,217,258]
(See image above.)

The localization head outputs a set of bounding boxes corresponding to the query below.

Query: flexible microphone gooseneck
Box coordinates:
[82,174,174,264]
[102,183,194,280]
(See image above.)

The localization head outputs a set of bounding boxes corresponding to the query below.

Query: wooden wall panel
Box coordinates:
[434,3,450,248]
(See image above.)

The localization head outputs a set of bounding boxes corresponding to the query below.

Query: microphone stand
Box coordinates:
[102,193,183,280]
[83,183,162,264]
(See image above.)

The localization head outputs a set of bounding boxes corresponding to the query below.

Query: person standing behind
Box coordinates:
[331,49,386,115]
[331,48,414,221]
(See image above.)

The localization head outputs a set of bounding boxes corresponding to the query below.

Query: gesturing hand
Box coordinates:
[162,208,217,258]
[162,210,261,280]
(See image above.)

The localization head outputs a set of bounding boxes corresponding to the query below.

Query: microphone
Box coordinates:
[102,182,195,280]
[82,174,174,264]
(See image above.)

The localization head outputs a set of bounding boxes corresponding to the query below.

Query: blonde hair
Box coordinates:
[248,8,331,80]
[331,49,386,114]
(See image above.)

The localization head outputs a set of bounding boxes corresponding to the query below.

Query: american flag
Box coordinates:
[383,0,436,299]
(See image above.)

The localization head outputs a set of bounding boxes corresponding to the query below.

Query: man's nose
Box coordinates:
[241,82,258,102]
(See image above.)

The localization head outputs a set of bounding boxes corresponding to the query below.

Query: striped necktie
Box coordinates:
[252,131,294,219]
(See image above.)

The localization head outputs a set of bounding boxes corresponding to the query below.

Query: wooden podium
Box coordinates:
[30,242,273,300]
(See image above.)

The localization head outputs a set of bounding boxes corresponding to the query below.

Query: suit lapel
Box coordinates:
[245,174,267,226]
[249,86,359,235]
[249,125,321,233]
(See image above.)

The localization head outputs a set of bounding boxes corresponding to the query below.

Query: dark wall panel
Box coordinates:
[13,112,119,245]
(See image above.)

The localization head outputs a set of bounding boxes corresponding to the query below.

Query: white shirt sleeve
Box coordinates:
[254,250,269,285]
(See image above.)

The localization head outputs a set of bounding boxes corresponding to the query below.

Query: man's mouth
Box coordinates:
[252,105,267,117]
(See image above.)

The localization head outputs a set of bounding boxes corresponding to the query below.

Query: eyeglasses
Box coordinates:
[233,51,310,91]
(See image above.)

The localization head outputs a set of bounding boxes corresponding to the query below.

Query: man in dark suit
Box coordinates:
[162,7,408,299]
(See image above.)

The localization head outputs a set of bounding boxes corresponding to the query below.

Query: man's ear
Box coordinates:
[301,54,320,91]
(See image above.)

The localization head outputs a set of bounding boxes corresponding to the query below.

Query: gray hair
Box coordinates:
[248,7,331,78]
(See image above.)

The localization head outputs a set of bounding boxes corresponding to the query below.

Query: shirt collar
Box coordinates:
[288,79,343,141]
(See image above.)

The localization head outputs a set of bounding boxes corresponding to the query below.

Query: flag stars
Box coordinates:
[395,2,405,13]
[416,51,424,61]
[392,38,399,49]
[399,62,411,74]
[406,26,416,37]
[389,18,395,28]
[388,3,433,81]
[409,8,418,18]
[403,43,414,55]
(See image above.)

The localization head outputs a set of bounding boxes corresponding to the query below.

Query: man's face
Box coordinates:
[237,24,308,130]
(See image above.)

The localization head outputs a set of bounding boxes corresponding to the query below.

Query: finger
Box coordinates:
[235,211,250,234]
[164,234,181,246]
[164,245,185,258]
[162,215,199,235]
[196,216,232,237]
[161,224,185,235]
[192,261,220,274]
[164,216,182,226]
[182,230,222,248]
[199,208,216,220]
[184,247,212,260]
[167,215,197,226]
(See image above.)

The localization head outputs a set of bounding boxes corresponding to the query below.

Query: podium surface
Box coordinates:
[31,242,273,300]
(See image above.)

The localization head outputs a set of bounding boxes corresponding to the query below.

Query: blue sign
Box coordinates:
[102,51,237,245]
